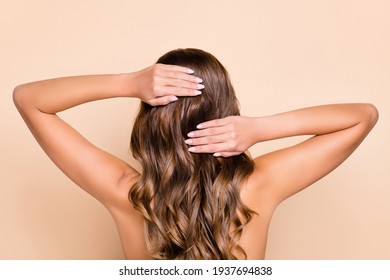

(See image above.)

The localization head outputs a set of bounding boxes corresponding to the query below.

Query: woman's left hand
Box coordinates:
[131,63,204,106]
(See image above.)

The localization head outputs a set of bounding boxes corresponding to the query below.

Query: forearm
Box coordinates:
[13,73,133,114]
[13,64,202,114]
[252,103,378,142]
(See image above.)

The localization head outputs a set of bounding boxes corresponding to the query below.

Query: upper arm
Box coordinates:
[252,107,378,205]
[14,90,138,209]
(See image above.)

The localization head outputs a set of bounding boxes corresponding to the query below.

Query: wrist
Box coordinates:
[114,72,138,98]
[251,117,268,143]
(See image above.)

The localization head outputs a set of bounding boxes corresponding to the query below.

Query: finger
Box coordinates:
[160,77,204,91]
[147,95,178,106]
[196,117,230,129]
[188,143,227,154]
[187,126,227,138]
[213,152,240,157]
[160,86,203,97]
[185,133,228,146]
[156,63,195,74]
[160,71,203,84]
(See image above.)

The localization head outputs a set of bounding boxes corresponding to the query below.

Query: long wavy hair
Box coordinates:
[129,48,255,259]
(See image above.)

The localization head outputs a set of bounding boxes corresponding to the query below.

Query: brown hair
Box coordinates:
[129,48,255,259]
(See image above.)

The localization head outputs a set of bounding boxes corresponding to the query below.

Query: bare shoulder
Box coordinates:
[108,168,140,214]
[237,160,278,259]
[240,158,280,213]
[107,169,150,259]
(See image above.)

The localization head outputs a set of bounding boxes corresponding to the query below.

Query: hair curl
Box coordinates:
[129,48,255,259]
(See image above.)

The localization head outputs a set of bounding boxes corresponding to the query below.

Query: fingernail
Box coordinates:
[196,124,203,129]
[187,69,195,74]
[195,77,203,83]
[184,139,192,144]
[187,132,195,137]
[196,84,205,89]
[188,147,196,152]
[194,90,202,95]
[213,153,221,157]
[170,96,178,101]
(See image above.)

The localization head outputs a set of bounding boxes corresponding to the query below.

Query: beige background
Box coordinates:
[1,0,389,259]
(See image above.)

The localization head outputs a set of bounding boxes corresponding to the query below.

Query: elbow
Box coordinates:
[361,103,379,129]
[13,84,24,108]
[12,84,30,110]
[366,103,379,125]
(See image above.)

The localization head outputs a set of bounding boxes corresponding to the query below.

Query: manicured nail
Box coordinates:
[187,132,195,137]
[184,139,192,144]
[170,96,178,101]
[188,147,196,152]
[196,124,203,129]
[213,153,221,157]
[194,90,202,95]
[196,84,205,89]
[187,69,195,74]
[195,77,203,83]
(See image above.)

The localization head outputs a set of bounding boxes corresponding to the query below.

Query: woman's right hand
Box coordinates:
[185,116,258,157]
[131,64,205,106]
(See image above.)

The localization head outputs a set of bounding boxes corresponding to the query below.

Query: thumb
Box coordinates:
[147,95,178,106]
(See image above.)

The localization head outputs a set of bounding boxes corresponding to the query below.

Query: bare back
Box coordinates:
[109,161,275,260]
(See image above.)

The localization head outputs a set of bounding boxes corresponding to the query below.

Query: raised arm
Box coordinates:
[13,64,204,209]
[186,103,379,205]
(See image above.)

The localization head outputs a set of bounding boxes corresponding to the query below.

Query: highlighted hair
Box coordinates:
[129,48,255,259]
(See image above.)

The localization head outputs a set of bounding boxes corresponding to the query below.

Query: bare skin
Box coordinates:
[13,64,378,259]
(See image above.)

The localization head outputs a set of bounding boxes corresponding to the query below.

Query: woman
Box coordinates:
[13,48,378,259]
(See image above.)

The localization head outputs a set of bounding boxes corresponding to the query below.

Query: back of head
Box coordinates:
[129,48,254,259]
